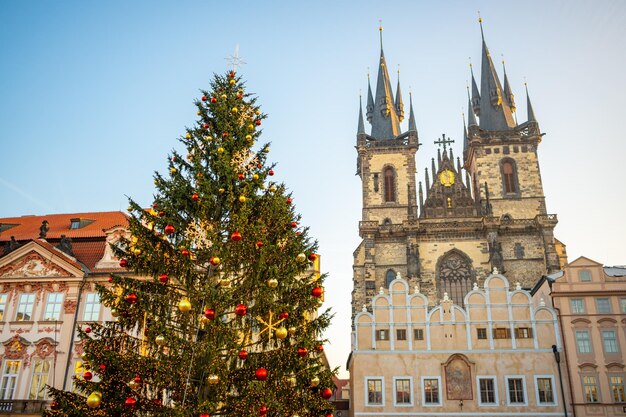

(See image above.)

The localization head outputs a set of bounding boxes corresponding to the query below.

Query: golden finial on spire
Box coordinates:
[379,19,383,31]
[378,19,383,49]
[397,64,400,76]
[478,11,482,24]
[367,66,370,78]
[469,57,472,69]
[501,54,505,66]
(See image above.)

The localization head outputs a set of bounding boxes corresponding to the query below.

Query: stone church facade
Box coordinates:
[352,23,566,321]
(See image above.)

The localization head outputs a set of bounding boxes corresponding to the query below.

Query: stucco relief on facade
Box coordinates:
[0,252,72,278]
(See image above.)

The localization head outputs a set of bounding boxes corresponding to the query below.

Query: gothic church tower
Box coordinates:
[351,23,562,324]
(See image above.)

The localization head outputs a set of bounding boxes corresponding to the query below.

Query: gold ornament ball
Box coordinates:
[275,326,288,339]
[153,179,158,185]
[217,147,224,154]
[239,195,246,203]
[269,185,277,193]
[229,79,236,85]
[133,248,141,255]
[127,206,133,212]
[170,167,177,174]
[310,376,320,387]
[185,133,191,139]
[196,111,201,116]
[253,174,259,180]
[155,335,166,346]
[207,374,220,385]
[248,123,254,130]
[204,136,210,142]
[221,94,227,100]
[288,326,297,336]
[255,110,261,115]
[267,278,278,288]
[245,134,252,141]
[288,376,297,387]
[200,316,210,326]
[111,308,119,317]
[219,278,231,288]
[218,188,225,194]
[296,253,307,263]
[87,391,102,408]
[232,107,238,113]
[178,298,192,312]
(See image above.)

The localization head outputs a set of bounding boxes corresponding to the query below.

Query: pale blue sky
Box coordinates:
[1,1,625,377]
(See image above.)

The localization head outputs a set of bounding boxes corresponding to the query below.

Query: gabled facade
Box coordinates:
[533,256,626,417]
[0,212,129,414]
[348,272,565,417]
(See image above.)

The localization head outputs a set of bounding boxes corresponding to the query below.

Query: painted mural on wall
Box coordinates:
[444,355,473,400]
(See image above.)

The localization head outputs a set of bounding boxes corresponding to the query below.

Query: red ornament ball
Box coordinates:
[279,311,289,320]
[235,304,248,316]
[231,231,242,242]
[268,170,274,176]
[297,347,308,357]
[152,203,158,209]
[99,363,106,372]
[50,401,59,410]
[201,95,207,101]
[238,173,245,180]
[238,350,248,360]
[222,132,229,138]
[83,371,93,381]
[255,367,268,381]
[317,344,324,352]
[153,398,162,406]
[290,221,297,228]
[229,71,236,78]
[209,256,220,266]
[126,293,138,304]
[286,197,292,205]
[325,413,333,417]
[204,308,216,320]
[125,397,137,409]
[308,253,317,261]
[134,375,141,384]
[192,193,199,201]
[164,224,175,235]
[108,275,113,283]
[119,259,128,268]
[158,273,169,284]
[255,120,262,126]
[211,97,217,103]
[84,326,92,334]
[321,387,333,400]
[256,240,263,248]
[200,414,210,417]
[203,123,209,129]
[181,249,190,257]
[158,210,165,217]
[259,406,268,416]
[312,286,324,298]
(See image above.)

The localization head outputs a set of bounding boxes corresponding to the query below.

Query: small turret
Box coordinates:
[395,68,405,122]
[525,83,537,124]
[470,64,481,117]
[408,91,417,132]
[502,59,516,113]
[366,74,374,123]
[357,96,366,134]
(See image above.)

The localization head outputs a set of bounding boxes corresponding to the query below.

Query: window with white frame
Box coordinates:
[602,330,619,353]
[15,293,35,321]
[609,375,625,402]
[0,293,7,321]
[576,330,592,354]
[570,299,585,314]
[477,377,497,405]
[83,293,101,321]
[394,378,411,405]
[506,377,526,405]
[422,377,441,405]
[44,293,64,321]
[596,298,612,314]
[582,375,599,403]
[29,359,51,400]
[375,329,389,341]
[366,378,383,405]
[620,298,626,313]
[535,376,556,405]
[0,360,21,400]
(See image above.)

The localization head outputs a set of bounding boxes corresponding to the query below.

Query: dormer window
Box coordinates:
[70,218,95,230]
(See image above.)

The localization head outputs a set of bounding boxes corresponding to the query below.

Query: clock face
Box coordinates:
[439,169,455,187]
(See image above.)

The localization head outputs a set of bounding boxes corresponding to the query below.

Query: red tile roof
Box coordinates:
[31,239,85,272]
[0,211,128,241]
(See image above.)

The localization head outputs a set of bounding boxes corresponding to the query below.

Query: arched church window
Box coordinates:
[385,269,396,288]
[383,218,392,226]
[384,167,396,202]
[437,251,473,307]
[500,159,518,195]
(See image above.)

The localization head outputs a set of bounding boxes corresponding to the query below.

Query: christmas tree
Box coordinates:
[45,70,336,416]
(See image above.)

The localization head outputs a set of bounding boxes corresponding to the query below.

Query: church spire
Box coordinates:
[462,110,469,161]
[370,24,402,139]
[525,83,537,123]
[395,67,405,122]
[357,95,366,134]
[366,73,374,123]
[502,58,516,113]
[408,91,417,132]
[467,85,478,127]
[470,63,481,117]
[478,16,516,130]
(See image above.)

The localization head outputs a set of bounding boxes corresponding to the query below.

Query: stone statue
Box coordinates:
[39,220,49,239]
[3,236,21,255]
[488,233,505,274]
[56,234,74,256]
[407,243,420,277]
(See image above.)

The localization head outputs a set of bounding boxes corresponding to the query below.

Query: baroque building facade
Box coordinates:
[352,22,565,321]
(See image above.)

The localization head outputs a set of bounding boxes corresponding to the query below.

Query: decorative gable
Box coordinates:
[0,240,84,279]
[94,225,129,269]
